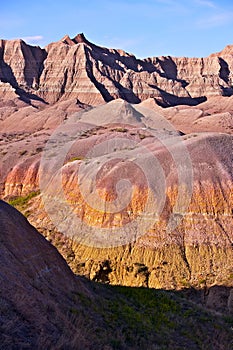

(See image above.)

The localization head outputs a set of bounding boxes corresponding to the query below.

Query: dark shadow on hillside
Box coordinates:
[79,275,233,316]
[148,85,207,107]
[74,276,233,349]
[16,87,48,105]
[0,60,47,106]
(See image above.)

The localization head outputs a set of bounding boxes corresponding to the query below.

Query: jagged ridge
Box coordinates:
[1,33,233,106]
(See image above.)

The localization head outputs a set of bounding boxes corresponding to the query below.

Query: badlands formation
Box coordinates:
[0,34,232,308]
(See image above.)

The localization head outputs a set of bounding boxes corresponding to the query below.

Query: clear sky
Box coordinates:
[1,0,233,58]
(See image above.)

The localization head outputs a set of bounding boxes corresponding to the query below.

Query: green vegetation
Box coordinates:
[66,156,85,163]
[103,286,177,335]
[8,191,40,216]
[70,283,233,349]
[8,191,40,208]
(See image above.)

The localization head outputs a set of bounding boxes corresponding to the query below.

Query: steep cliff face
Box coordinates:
[0,39,46,91]
[1,33,233,106]
[150,55,233,98]
[38,39,106,105]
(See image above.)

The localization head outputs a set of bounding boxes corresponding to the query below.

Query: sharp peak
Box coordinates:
[61,33,90,46]
[73,33,88,43]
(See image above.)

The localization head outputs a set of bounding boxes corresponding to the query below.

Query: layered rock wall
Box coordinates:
[1,34,233,106]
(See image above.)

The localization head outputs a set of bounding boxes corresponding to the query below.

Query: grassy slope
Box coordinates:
[71,280,233,350]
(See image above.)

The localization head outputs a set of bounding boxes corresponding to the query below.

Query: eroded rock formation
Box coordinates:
[1,33,233,106]
[0,35,232,296]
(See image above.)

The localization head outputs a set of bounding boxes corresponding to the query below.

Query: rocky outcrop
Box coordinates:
[0,39,46,97]
[1,33,233,106]
[4,158,40,197]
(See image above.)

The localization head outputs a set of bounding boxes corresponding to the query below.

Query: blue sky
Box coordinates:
[1,0,233,58]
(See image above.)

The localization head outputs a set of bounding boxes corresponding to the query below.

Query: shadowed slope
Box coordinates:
[0,200,89,348]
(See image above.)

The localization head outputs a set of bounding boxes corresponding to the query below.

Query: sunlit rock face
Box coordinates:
[1,33,233,106]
